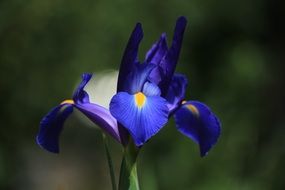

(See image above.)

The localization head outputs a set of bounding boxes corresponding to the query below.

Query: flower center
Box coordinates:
[134,92,146,108]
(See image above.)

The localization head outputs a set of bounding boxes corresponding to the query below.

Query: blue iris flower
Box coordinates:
[37,16,221,156]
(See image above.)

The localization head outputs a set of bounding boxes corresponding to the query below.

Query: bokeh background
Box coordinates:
[0,0,284,189]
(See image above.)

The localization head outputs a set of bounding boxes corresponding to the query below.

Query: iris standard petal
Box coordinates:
[73,73,92,103]
[110,92,169,146]
[174,101,221,157]
[159,16,187,96]
[145,33,168,65]
[36,103,73,153]
[75,103,121,142]
[117,23,143,92]
[147,64,163,85]
[124,63,156,94]
[146,34,168,85]
[165,74,188,113]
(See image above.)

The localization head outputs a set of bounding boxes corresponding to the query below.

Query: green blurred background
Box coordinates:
[0,0,284,189]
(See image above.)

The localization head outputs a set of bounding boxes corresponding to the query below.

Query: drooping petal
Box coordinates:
[145,33,168,65]
[174,101,221,156]
[159,16,187,96]
[36,103,73,153]
[110,92,169,146]
[165,73,188,113]
[71,73,121,142]
[75,103,121,142]
[117,23,143,92]
[123,63,156,94]
[73,73,92,103]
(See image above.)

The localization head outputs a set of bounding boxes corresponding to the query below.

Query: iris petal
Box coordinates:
[159,16,187,96]
[73,73,92,103]
[143,82,161,96]
[36,104,73,153]
[37,101,121,154]
[146,34,168,85]
[73,73,121,142]
[110,92,169,146]
[174,101,221,156]
[37,73,122,153]
[117,23,144,92]
[75,103,121,142]
[145,33,168,65]
[124,63,156,94]
[166,73,188,113]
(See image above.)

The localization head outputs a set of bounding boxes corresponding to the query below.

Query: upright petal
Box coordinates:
[117,23,143,92]
[174,101,221,156]
[75,103,121,142]
[165,73,188,114]
[110,92,169,146]
[36,103,73,153]
[147,64,163,85]
[145,33,168,65]
[123,63,156,94]
[160,16,187,96]
[73,73,92,103]
[146,34,168,85]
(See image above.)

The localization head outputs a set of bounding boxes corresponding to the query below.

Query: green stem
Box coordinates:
[102,133,117,190]
[118,143,140,190]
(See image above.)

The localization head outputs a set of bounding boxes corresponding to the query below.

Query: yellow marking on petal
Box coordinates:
[182,100,187,104]
[186,104,199,117]
[61,99,74,105]
[134,92,146,108]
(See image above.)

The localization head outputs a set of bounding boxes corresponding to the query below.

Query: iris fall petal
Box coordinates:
[37,104,73,153]
[75,103,120,142]
[37,73,122,153]
[174,101,221,156]
[110,92,169,146]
